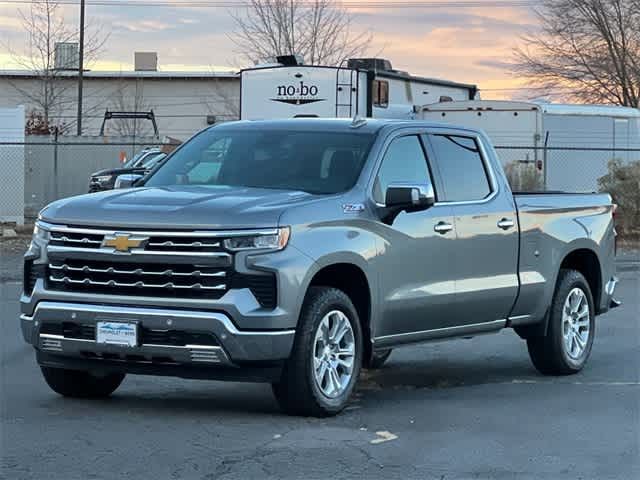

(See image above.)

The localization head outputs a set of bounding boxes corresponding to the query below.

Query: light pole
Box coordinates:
[76,0,85,136]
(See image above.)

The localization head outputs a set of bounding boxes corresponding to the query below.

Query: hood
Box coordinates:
[90,167,148,177]
[40,185,317,230]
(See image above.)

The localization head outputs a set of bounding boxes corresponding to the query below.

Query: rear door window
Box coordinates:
[428,134,491,202]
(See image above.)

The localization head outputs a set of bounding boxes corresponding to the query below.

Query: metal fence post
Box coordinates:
[543,131,550,191]
[53,128,59,200]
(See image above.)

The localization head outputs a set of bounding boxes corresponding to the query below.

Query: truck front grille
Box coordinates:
[44,226,278,307]
[48,259,228,298]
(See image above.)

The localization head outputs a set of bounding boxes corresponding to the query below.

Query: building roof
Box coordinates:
[0,69,239,80]
[540,103,640,118]
[422,99,640,118]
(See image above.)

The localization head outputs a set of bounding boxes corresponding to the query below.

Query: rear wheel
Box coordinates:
[272,287,363,417]
[527,269,595,375]
[41,367,125,398]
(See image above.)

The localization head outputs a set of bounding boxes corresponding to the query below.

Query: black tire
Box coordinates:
[272,286,363,417]
[527,269,596,375]
[41,367,125,398]
[367,349,392,369]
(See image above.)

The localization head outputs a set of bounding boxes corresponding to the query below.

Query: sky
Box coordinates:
[0,0,540,100]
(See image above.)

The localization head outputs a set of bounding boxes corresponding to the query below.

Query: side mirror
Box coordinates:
[385,183,436,212]
[114,173,143,189]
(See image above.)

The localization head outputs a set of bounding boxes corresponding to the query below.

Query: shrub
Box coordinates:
[504,162,543,192]
[598,158,640,238]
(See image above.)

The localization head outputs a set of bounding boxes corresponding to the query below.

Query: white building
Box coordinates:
[0,69,240,140]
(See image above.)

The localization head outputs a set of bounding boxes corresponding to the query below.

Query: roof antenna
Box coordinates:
[351,114,367,128]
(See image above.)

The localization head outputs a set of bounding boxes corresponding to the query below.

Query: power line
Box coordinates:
[0,0,536,8]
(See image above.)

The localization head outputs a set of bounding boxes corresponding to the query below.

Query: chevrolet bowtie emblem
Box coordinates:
[102,233,148,252]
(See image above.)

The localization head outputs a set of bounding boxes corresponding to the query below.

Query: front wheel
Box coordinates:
[273,287,363,417]
[41,367,125,398]
[527,269,595,375]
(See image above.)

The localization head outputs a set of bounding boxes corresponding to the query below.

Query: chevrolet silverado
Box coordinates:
[21,119,619,416]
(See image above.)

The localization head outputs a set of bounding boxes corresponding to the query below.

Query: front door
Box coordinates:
[372,133,458,341]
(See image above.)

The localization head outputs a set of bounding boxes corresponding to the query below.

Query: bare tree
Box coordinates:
[230,0,371,66]
[512,0,640,106]
[4,0,108,130]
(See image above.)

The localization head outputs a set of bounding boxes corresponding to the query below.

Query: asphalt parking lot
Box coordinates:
[1,254,638,480]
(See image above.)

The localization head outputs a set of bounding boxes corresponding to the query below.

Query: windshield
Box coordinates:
[144,128,376,194]
[122,150,149,168]
[141,152,166,168]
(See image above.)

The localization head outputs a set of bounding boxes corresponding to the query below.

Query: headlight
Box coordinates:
[224,227,290,251]
[27,221,50,259]
[93,175,113,184]
[33,222,50,242]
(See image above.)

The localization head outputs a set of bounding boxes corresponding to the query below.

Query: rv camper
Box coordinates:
[240,56,478,121]
[420,100,640,192]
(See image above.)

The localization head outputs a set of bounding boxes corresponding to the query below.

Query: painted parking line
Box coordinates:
[511,379,640,386]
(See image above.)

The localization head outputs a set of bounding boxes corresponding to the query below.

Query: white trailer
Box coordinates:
[420,100,640,191]
[240,57,478,121]
[0,105,25,224]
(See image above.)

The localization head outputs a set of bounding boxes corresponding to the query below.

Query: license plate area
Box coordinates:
[96,321,138,347]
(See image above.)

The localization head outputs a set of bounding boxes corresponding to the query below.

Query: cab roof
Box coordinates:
[212,118,452,134]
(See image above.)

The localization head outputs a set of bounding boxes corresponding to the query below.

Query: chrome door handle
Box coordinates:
[497,218,515,230]
[434,222,454,234]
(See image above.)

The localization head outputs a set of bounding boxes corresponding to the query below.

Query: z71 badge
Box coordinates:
[342,203,365,213]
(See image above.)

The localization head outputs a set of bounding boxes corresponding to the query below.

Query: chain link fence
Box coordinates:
[494,145,640,193]
[1,140,639,232]
[1,136,162,222]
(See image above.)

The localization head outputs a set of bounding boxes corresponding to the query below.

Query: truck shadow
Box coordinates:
[358,355,539,392]
[55,356,540,417]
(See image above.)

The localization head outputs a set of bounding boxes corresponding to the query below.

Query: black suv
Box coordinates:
[88,148,167,192]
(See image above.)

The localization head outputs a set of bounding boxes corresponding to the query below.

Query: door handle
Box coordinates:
[434,221,454,234]
[497,218,515,230]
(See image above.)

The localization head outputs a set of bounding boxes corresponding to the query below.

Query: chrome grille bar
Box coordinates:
[148,240,221,248]
[50,234,102,245]
[49,275,226,291]
[49,263,226,278]
[45,224,278,238]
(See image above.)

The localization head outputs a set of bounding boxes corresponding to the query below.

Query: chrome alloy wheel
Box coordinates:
[312,310,356,398]
[562,287,591,359]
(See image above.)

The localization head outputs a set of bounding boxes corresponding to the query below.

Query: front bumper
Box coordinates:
[21,301,296,370]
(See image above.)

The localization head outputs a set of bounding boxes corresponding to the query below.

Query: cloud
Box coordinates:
[0,1,537,99]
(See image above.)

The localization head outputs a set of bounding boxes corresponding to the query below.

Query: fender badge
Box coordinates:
[342,203,365,213]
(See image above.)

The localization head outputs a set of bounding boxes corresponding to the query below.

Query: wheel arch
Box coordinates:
[304,259,375,366]
[516,245,603,340]
[558,247,602,312]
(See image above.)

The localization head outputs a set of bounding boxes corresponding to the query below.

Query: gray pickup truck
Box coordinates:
[21,119,619,416]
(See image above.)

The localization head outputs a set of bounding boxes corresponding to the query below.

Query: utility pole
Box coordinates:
[76,0,85,136]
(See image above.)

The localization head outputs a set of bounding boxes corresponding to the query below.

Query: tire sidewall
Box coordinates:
[304,292,363,412]
[551,272,596,371]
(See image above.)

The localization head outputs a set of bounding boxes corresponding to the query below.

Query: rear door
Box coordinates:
[425,131,519,325]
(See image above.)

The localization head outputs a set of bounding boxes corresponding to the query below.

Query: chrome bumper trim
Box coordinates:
[38,333,232,365]
[23,302,295,336]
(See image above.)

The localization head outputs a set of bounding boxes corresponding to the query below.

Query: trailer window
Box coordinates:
[373,80,389,108]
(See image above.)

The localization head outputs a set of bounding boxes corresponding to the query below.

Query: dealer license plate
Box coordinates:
[96,321,138,347]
